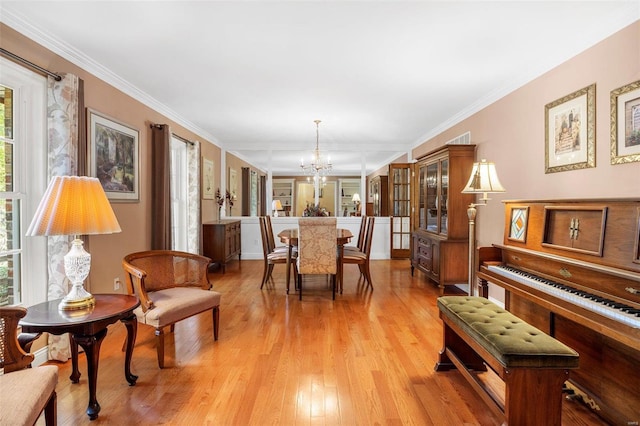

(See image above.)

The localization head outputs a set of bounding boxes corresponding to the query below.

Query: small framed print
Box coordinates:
[545,84,596,173]
[202,158,214,199]
[610,80,640,165]
[88,109,139,201]
[508,206,529,243]
[229,168,238,199]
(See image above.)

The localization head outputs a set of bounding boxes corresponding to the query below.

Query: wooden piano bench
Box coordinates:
[434,296,579,426]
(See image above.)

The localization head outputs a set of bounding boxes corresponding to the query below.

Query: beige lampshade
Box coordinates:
[352,193,361,203]
[461,159,506,195]
[272,200,283,211]
[26,176,121,237]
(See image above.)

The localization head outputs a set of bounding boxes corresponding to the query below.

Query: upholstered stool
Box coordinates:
[435,296,579,426]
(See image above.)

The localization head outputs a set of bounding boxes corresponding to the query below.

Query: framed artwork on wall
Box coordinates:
[229,168,238,199]
[88,109,139,201]
[610,79,640,165]
[202,158,214,199]
[544,83,596,174]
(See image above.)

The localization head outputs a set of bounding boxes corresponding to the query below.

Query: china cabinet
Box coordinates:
[369,175,388,217]
[389,163,412,258]
[411,144,475,293]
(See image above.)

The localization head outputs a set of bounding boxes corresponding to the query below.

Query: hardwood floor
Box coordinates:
[39,259,606,425]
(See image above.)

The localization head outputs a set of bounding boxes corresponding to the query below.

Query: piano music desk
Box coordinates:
[435,296,579,426]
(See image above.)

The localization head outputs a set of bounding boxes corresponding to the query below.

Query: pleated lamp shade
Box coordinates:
[26,176,121,237]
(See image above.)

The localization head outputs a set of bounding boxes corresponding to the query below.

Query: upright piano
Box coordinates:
[477,199,640,425]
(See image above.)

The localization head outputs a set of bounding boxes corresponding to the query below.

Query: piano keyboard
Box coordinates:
[487,264,640,329]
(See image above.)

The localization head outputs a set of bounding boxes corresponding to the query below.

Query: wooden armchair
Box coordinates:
[0,306,58,425]
[122,250,222,368]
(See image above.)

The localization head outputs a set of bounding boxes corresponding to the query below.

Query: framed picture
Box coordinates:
[202,158,214,199]
[88,109,139,201]
[229,168,238,199]
[545,84,596,173]
[508,206,529,243]
[610,80,640,165]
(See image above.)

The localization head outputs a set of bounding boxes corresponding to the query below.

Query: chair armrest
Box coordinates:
[122,258,155,312]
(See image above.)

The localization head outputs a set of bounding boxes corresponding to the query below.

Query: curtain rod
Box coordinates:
[150,123,195,146]
[172,133,195,146]
[0,48,62,81]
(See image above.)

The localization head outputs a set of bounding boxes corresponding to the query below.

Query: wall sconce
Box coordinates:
[272,199,283,217]
[26,176,121,310]
[461,159,505,296]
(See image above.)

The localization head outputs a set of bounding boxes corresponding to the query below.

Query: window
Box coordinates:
[0,58,47,306]
[170,136,188,252]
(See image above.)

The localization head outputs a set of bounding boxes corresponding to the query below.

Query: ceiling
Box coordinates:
[1,1,638,176]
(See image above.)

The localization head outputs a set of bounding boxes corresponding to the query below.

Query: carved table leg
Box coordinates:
[120,313,138,385]
[70,334,81,383]
[73,328,108,420]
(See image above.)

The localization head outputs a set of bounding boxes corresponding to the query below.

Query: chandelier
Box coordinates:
[300,119,332,177]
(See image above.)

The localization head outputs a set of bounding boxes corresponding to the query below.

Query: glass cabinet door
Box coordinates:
[440,159,448,235]
[390,163,411,258]
[426,163,438,232]
[418,165,426,229]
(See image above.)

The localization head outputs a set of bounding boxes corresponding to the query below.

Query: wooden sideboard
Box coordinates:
[203,220,241,272]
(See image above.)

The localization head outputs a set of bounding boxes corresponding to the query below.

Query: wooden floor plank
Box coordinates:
[36,259,607,425]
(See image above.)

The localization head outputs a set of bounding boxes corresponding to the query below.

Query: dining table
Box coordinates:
[277,227,353,294]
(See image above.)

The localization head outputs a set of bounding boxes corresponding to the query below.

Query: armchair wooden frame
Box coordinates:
[1,306,58,425]
[122,250,221,368]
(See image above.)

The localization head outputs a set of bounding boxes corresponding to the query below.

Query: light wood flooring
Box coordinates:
[39,259,606,425]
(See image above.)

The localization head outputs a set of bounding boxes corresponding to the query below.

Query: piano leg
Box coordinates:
[478,277,489,298]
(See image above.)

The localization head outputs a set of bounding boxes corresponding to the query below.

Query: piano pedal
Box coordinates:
[564,382,602,412]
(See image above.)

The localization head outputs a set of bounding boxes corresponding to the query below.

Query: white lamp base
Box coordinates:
[60,238,95,311]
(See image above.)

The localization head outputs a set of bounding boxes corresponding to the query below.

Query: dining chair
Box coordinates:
[264,215,289,254]
[344,216,366,253]
[341,216,375,291]
[297,217,337,300]
[259,216,297,288]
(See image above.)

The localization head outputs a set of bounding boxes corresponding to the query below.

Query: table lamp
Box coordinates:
[461,159,505,296]
[26,176,121,310]
[272,199,283,217]
[352,193,361,215]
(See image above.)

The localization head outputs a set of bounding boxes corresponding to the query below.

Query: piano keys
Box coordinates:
[477,199,640,425]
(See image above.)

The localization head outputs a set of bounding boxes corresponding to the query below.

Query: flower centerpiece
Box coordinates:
[215,188,224,220]
[303,203,329,217]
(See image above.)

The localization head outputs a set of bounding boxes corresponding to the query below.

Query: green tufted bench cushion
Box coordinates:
[438,296,579,369]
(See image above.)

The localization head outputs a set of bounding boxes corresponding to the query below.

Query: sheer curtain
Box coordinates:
[151,124,200,253]
[46,73,85,361]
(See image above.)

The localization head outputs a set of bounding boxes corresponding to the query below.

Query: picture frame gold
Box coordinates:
[545,84,596,174]
[610,79,640,165]
[88,108,139,201]
[202,158,214,199]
